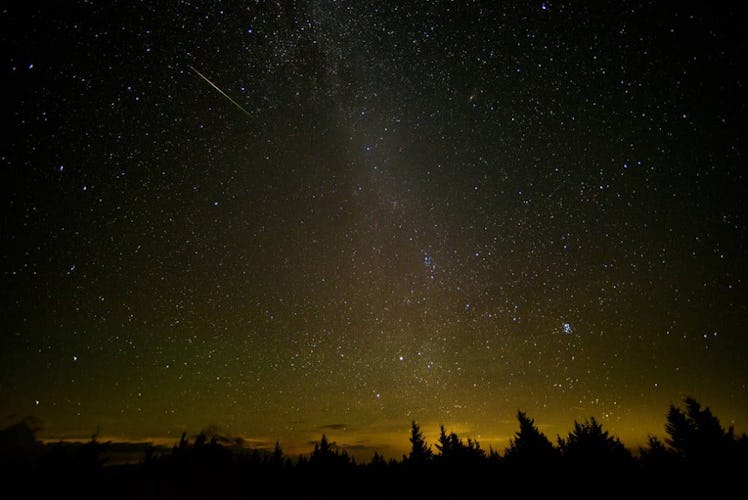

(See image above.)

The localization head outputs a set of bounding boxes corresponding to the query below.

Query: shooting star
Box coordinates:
[188,65,252,118]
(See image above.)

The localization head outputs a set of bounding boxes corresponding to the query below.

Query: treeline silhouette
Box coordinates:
[1,397,746,498]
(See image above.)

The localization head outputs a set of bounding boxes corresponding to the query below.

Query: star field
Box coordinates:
[1,1,746,457]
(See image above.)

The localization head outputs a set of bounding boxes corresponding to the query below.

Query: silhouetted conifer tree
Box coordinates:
[504,410,559,468]
[174,431,189,455]
[310,434,351,468]
[269,440,284,467]
[558,417,631,468]
[435,425,456,460]
[665,396,732,461]
[312,434,331,460]
[370,451,386,467]
[435,426,485,465]
[406,420,432,465]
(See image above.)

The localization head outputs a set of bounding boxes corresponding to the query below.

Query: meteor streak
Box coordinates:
[188,65,252,118]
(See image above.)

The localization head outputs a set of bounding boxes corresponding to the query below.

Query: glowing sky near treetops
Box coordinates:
[1,1,746,459]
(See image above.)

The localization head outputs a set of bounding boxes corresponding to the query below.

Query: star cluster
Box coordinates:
[1,1,746,457]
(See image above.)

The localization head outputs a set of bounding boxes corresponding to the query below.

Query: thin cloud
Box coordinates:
[318,423,348,431]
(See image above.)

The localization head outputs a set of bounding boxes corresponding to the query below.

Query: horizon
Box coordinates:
[25,395,748,461]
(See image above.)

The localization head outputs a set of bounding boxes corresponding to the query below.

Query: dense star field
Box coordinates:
[1,1,746,458]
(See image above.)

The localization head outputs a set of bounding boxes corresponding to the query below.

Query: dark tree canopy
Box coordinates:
[309,434,352,468]
[558,417,632,468]
[406,420,432,465]
[0,417,44,466]
[435,425,485,465]
[663,396,740,465]
[504,411,559,467]
[1,397,746,497]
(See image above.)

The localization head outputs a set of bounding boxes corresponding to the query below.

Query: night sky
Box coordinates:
[2,1,746,458]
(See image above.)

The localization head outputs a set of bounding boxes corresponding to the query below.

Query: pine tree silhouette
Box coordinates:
[664,396,736,466]
[558,417,631,469]
[309,434,351,468]
[269,440,284,467]
[504,410,559,468]
[435,425,485,466]
[405,420,432,465]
